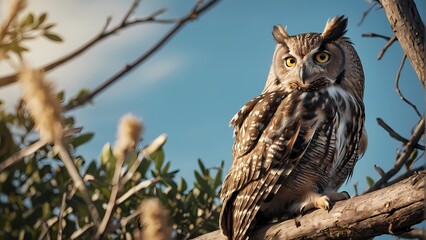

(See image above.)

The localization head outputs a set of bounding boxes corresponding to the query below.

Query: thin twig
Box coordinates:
[0,3,173,88]
[120,0,140,26]
[397,228,426,240]
[95,155,125,238]
[39,221,52,240]
[121,134,167,185]
[376,118,425,150]
[0,139,47,172]
[365,117,425,193]
[361,33,391,41]
[63,0,221,111]
[116,177,160,205]
[394,54,422,117]
[70,222,94,240]
[0,0,25,41]
[357,1,382,26]
[377,35,397,60]
[120,208,143,228]
[57,192,67,240]
[374,164,386,177]
[384,166,424,188]
[55,141,101,227]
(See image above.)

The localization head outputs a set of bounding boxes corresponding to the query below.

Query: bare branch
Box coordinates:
[366,117,425,193]
[377,35,397,60]
[121,133,167,185]
[55,141,101,227]
[379,0,425,84]
[361,33,391,41]
[195,172,425,239]
[120,0,140,26]
[116,177,160,205]
[0,0,25,41]
[95,147,125,238]
[63,0,221,111]
[0,139,46,172]
[70,223,94,240]
[376,118,425,150]
[397,229,426,240]
[57,192,67,240]
[394,54,422,117]
[0,2,172,88]
[357,1,382,26]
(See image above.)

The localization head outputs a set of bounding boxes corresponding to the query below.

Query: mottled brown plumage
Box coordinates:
[220,16,367,240]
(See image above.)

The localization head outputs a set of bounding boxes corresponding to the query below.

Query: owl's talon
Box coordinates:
[341,191,350,199]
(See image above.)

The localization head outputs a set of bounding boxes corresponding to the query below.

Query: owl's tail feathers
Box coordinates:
[219,195,234,240]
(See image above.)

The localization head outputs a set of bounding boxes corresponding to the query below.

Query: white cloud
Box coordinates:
[0,0,183,111]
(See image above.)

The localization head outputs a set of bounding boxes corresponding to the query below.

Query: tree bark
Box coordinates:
[193,171,425,240]
[379,0,425,84]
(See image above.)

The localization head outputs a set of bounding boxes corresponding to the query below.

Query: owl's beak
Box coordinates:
[299,66,308,84]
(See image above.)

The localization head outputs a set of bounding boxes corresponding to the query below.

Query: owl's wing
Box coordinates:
[220,90,318,239]
[329,101,366,189]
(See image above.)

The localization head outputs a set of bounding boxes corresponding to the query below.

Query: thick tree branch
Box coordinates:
[194,171,425,240]
[379,0,425,84]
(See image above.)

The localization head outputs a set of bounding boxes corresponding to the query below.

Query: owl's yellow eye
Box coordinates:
[315,52,330,63]
[285,57,296,67]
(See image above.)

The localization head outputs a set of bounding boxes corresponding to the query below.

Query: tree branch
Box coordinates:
[194,171,425,240]
[63,0,221,111]
[379,0,425,84]
[365,117,424,193]
[377,35,397,60]
[394,54,422,117]
[376,118,424,150]
[0,0,173,88]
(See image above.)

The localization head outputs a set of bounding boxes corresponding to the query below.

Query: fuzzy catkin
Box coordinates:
[19,68,63,143]
[139,198,172,240]
[113,113,143,161]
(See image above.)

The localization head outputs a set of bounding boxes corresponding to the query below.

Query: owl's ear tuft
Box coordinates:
[272,25,289,44]
[321,16,347,42]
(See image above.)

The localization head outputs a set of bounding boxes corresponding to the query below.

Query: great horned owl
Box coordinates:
[220,16,367,240]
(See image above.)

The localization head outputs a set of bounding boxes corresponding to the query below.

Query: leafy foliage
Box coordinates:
[0,12,62,61]
[0,9,222,240]
[0,100,223,239]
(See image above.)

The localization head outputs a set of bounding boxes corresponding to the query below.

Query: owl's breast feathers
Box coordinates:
[220,86,364,239]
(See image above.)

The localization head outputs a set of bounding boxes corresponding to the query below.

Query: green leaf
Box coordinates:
[43,23,56,30]
[43,32,63,42]
[149,148,164,171]
[366,176,375,187]
[179,178,187,193]
[194,171,214,197]
[198,159,207,175]
[21,13,34,28]
[71,133,94,148]
[67,89,91,106]
[63,116,75,126]
[99,143,116,182]
[213,166,223,190]
[57,91,65,102]
[38,13,47,25]
[136,158,151,179]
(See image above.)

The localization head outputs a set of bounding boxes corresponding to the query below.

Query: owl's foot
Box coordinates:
[325,190,350,202]
[292,192,330,215]
[295,191,350,215]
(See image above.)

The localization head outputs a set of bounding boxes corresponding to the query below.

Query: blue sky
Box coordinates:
[1,0,424,199]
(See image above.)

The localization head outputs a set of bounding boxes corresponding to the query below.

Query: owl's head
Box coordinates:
[267,16,352,92]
